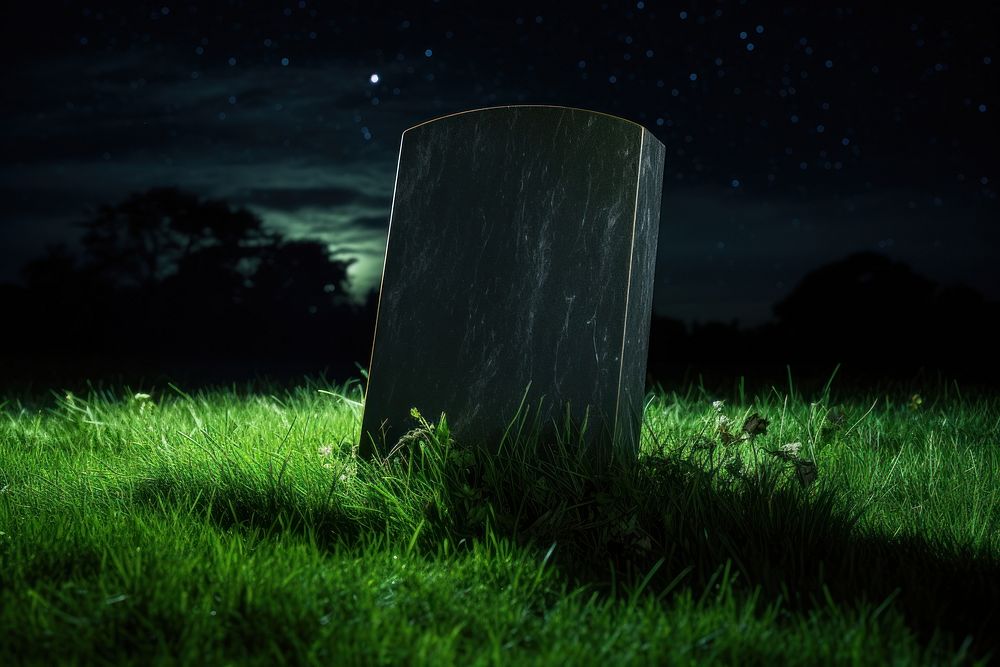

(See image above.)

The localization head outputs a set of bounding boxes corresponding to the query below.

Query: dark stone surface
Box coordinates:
[360,105,664,461]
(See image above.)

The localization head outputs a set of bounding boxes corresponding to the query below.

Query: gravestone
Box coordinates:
[360,105,665,462]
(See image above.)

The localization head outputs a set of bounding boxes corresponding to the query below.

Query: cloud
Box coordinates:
[2,49,458,167]
[0,40,503,288]
[240,187,388,212]
[244,205,388,297]
[351,215,391,230]
[330,246,383,257]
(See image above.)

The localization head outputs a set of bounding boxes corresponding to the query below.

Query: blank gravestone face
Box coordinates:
[360,105,665,462]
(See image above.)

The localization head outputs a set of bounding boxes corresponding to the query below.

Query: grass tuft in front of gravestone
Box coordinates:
[362,395,838,588]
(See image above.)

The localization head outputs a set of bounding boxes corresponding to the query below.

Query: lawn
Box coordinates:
[1,377,997,665]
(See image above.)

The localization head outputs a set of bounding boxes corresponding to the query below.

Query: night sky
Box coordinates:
[2,1,997,325]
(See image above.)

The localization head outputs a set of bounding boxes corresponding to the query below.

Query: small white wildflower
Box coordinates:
[712,400,725,412]
[317,445,333,457]
[716,414,732,429]
[134,393,151,401]
[779,442,802,458]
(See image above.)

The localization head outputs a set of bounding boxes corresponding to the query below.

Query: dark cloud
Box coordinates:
[0,186,93,219]
[351,215,391,230]
[241,187,388,212]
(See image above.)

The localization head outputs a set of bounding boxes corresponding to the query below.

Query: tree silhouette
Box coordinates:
[771,252,998,365]
[7,187,371,381]
[773,252,936,332]
[250,239,354,314]
[30,187,355,302]
[76,187,273,290]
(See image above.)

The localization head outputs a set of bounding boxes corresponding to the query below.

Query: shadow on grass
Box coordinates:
[130,416,999,660]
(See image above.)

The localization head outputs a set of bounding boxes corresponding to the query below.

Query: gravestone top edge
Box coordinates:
[401,104,661,138]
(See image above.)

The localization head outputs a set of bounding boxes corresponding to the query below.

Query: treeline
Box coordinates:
[1,188,997,388]
[648,252,1000,384]
[0,188,376,385]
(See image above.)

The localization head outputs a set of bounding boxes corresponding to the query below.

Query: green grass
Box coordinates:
[1,377,998,665]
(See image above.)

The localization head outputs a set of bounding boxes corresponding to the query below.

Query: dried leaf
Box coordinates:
[743,413,770,437]
[795,459,818,487]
